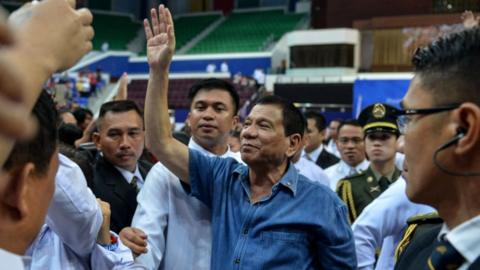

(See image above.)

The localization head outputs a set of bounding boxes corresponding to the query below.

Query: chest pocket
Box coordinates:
[260,231,311,270]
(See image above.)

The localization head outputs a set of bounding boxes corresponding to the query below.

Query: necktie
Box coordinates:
[131,176,140,193]
[378,176,390,192]
[427,238,465,270]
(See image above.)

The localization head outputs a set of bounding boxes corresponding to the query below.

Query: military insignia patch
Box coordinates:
[372,104,386,119]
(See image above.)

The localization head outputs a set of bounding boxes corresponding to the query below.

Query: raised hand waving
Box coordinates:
[144,5,175,71]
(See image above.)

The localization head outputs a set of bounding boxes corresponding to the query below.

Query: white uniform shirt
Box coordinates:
[352,177,434,270]
[26,154,140,269]
[324,159,370,190]
[293,157,330,187]
[132,139,242,270]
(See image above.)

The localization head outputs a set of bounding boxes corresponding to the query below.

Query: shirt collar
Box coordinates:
[188,138,232,158]
[114,164,143,184]
[303,144,323,161]
[442,214,480,264]
[338,159,369,173]
[278,162,299,195]
[26,224,49,256]
[232,162,299,196]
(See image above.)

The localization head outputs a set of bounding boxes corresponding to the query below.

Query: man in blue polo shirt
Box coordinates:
[142,5,356,269]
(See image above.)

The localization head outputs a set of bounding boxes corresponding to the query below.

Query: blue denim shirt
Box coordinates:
[189,149,356,270]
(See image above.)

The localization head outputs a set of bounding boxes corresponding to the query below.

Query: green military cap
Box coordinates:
[358,103,399,135]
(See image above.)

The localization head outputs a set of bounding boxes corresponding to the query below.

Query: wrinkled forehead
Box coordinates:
[248,103,283,122]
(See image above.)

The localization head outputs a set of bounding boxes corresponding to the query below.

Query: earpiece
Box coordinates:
[433,127,480,176]
[436,128,466,151]
[457,127,467,137]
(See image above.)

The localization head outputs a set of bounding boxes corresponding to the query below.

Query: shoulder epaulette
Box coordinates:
[395,212,441,260]
[342,171,367,180]
[406,212,442,225]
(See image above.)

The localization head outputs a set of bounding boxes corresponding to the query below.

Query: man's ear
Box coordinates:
[452,103,480,156]
[286,133,302,158]
[232,115,240,128]
[92,132,101,151]
[0,163,35,223]
[186,112,192,128]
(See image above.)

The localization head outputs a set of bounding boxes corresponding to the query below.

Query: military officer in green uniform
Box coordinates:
[337,103,402,223]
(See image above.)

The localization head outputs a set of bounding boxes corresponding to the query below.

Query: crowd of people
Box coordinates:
[1,1,480,270]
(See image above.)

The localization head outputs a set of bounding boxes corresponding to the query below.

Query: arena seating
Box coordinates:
[187,9,306,54]
[174,14,222,50]
[127,79,256,110]
[92,12,142,51]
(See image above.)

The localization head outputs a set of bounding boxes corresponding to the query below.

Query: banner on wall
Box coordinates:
[352,79,411,118]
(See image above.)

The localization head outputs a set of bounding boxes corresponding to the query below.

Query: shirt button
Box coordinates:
[234,258,240,264]
[286,182,291,186]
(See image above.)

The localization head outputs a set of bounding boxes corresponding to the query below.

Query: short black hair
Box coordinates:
[254,95,306,138]
[188,78,240,113]
[58,123,83,146]
[304,110,327,131]
[98,100,143,130]
[72,108,93,125]
[337,119,361,135]
[4,90,58,176]
[412,27,480,105]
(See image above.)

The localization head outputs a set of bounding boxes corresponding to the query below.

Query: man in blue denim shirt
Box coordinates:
[142,5,356,269]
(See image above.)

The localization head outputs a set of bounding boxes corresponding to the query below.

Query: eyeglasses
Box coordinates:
[338,137,364,146]
[395,104,460,134]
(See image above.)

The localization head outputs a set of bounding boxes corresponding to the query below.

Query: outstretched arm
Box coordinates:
[144,5,189,183]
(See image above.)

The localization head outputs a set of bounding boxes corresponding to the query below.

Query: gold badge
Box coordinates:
[372,104,386,119]
[436,246,447,254]
[370,186,381,193]
[367,176,373,183]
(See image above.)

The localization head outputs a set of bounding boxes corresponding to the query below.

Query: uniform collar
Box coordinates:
[370,166,396,181]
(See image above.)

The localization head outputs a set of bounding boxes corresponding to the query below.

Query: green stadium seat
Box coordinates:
[92,12,142,51]
[187,9,306,54]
